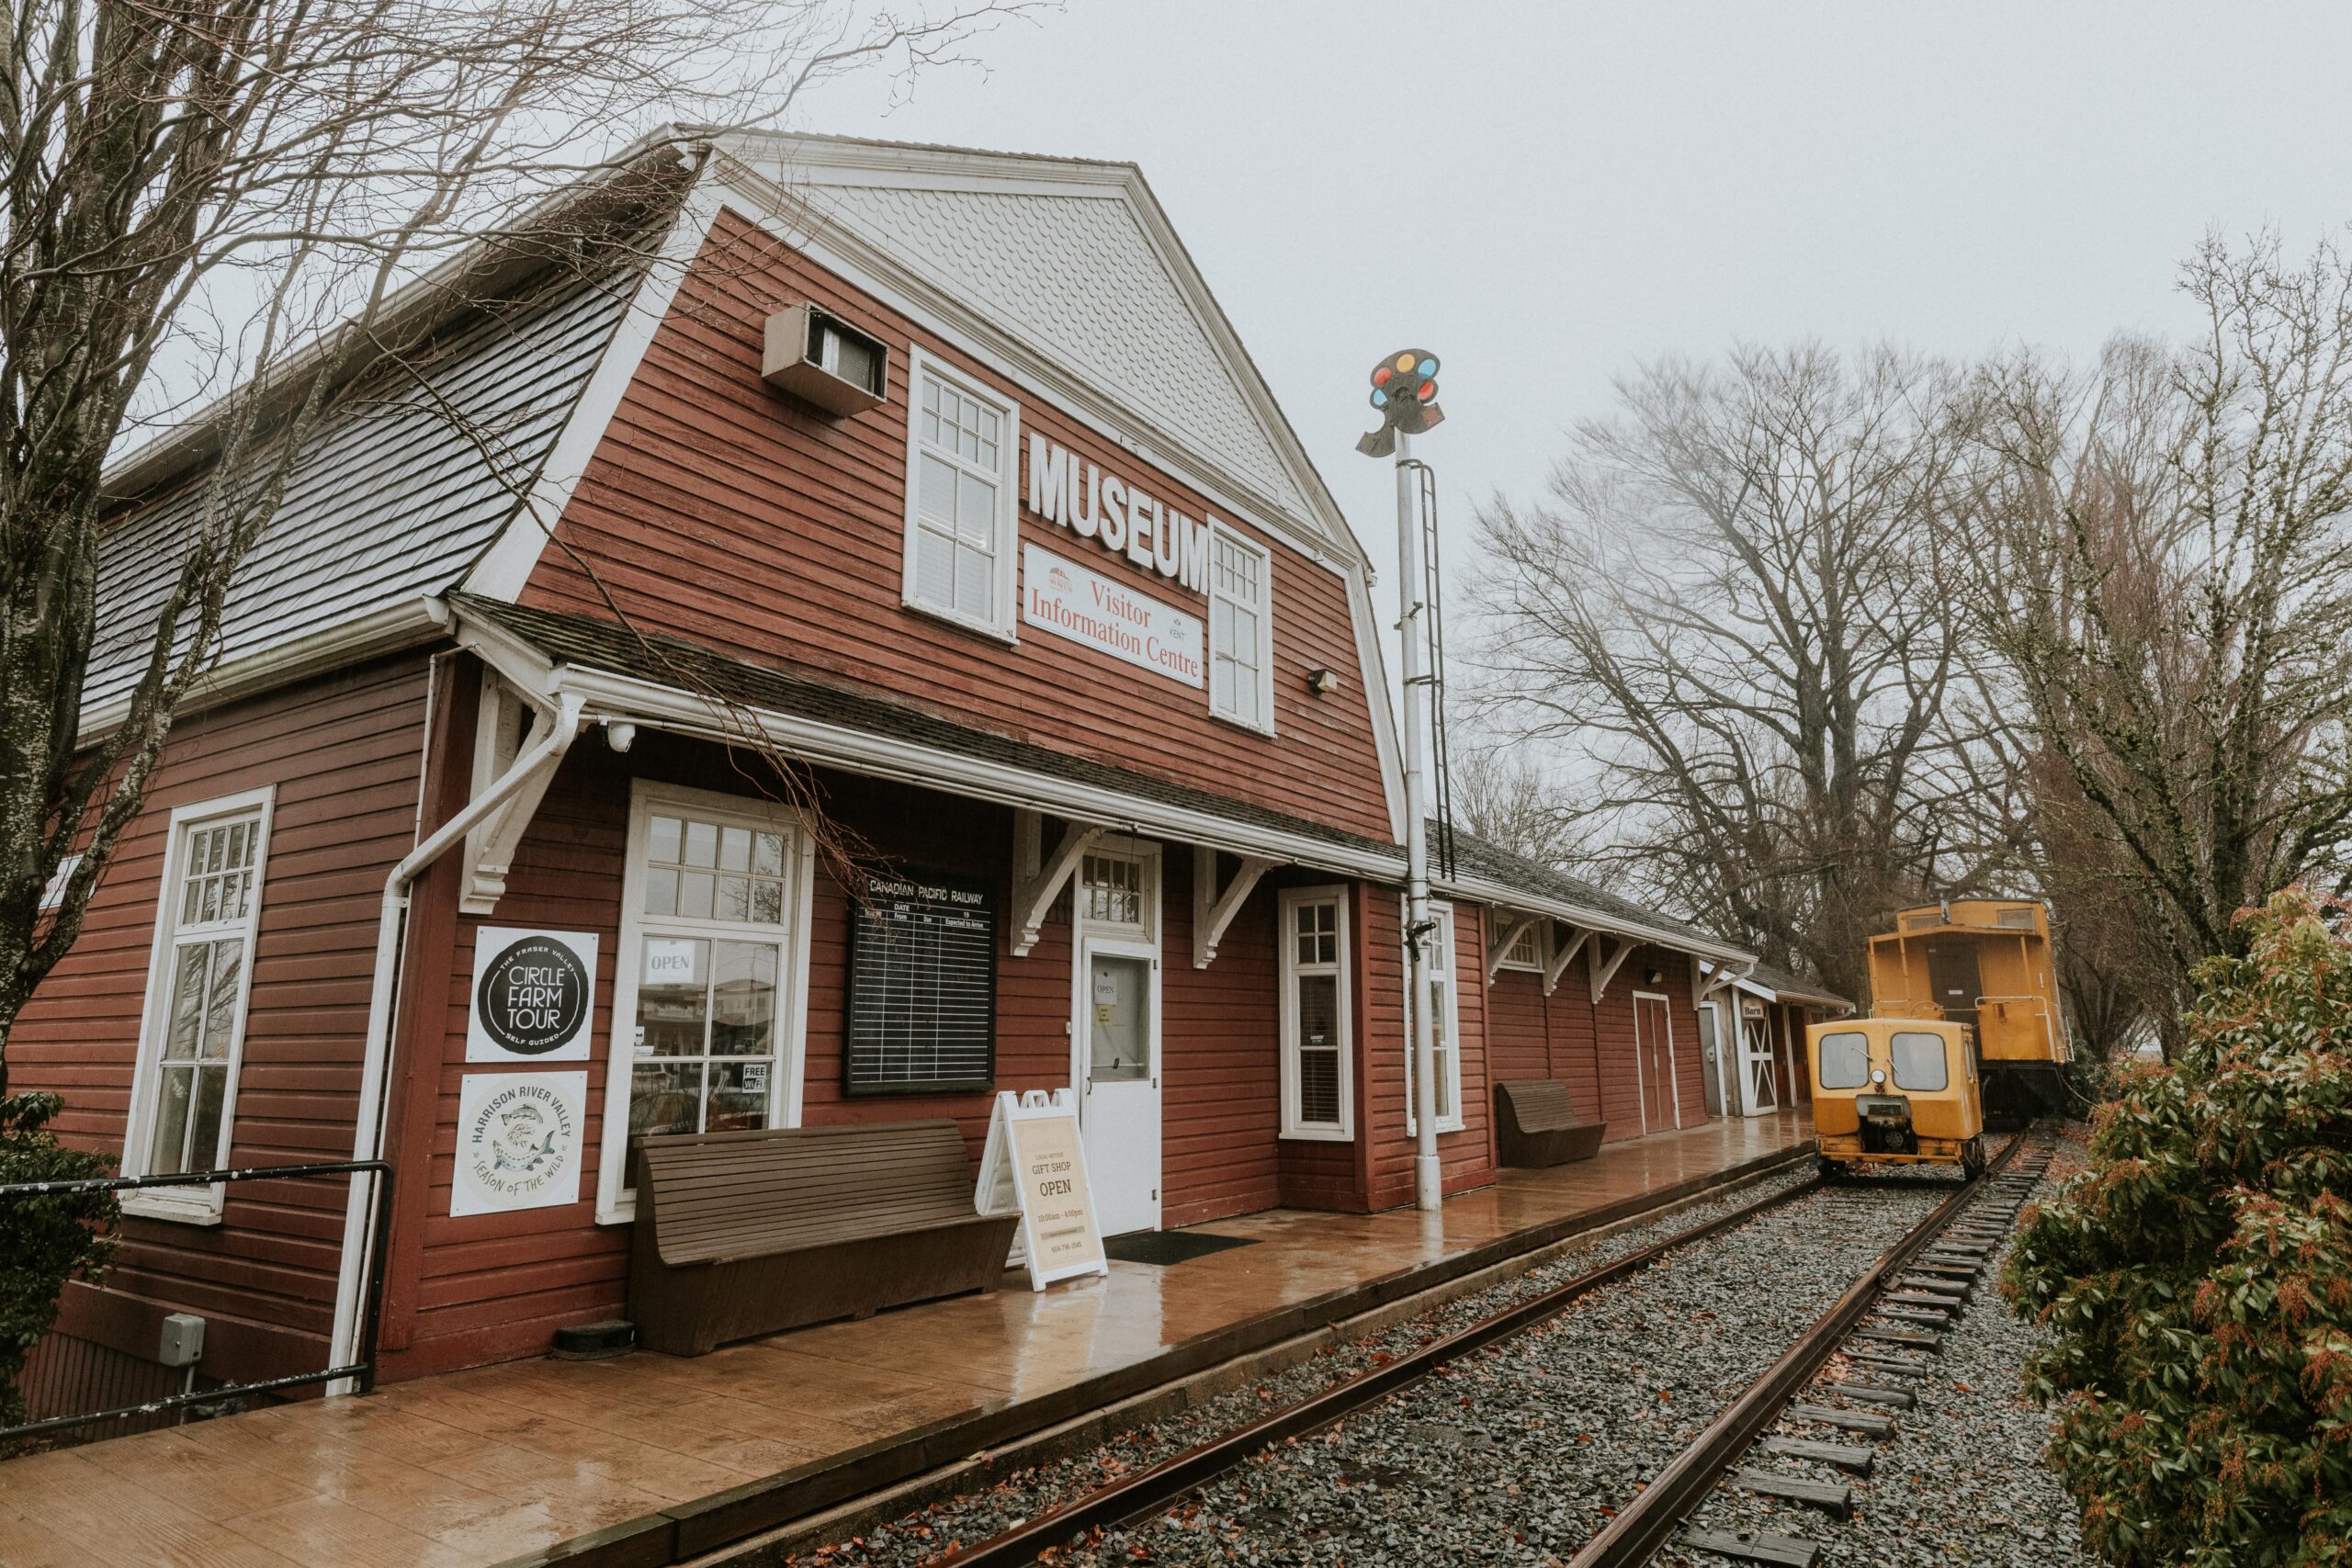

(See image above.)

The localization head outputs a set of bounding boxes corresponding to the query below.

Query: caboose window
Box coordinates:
[1817,1030,1869,1089]
[1890,1031,1949,1091]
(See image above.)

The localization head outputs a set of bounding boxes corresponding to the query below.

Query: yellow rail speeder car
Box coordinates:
[1808,898,2067,1173]
[1808,1017,1986,1176]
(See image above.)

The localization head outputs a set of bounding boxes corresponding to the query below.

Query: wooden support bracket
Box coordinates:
[1485,910,1540,983]
[1543,924,1591,998]
[1010,809,1106,957]
[1193,848,1275,968]
[1589,933,1637,1003]
[460,680,571,915]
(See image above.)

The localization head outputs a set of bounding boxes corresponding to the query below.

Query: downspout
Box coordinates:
[327,689,587,1393]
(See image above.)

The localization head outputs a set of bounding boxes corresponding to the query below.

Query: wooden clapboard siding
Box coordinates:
[517,209,1393,847]
[1160,852,1282,1228]
[1358,889,1495,1213]
[13,653,435,1380]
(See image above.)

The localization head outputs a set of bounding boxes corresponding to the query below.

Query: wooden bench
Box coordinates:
[628,1121,1019,1356]
[1493,1079,1606,1168]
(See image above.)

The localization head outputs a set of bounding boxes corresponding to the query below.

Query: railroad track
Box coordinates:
[901,1130,2053,1568]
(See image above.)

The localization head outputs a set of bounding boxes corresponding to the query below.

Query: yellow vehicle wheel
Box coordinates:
[1816,1155,1849,1182]
[1961,1136,1986,1179]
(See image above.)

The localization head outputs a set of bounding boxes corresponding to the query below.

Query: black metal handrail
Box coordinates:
[0,1156,393,1443]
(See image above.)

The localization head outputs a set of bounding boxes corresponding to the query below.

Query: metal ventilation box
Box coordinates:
[762,304,889,416]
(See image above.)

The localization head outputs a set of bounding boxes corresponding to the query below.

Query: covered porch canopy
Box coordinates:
[443,592,1755,973]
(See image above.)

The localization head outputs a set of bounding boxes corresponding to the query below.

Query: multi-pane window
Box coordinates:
[1403,903,1463,1133]
[624,807,794,1149]
[1209,529,1272,729]
[1281,889,1351,1138]
[128,792,272,1213]
[1495,915,1544,972]
[1081,852,1145,929]
[905,357,1015,633]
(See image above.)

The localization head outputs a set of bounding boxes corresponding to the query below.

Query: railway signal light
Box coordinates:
[1357,348,1443,457]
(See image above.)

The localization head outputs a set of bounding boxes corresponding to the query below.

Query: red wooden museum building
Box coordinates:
[16,133,1782,1411]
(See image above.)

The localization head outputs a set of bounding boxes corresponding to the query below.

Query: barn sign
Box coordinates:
[1025,435,1214,594]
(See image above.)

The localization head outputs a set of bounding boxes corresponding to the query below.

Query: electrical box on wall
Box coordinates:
[762,303,889,416]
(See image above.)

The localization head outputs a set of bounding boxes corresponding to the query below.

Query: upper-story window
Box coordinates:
[1209,527,1273,731]
[124,788,275,1222]
[902,350,1019,639]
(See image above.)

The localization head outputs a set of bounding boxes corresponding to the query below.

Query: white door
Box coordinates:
[1072,843,1162,1236]
[1080,940,1159,1235]
[1738,1007,1781,1115]
[1696,1001,1729,1118]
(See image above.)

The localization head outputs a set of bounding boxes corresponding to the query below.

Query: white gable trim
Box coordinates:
[705,143,1365,580]
[458,186,716,601]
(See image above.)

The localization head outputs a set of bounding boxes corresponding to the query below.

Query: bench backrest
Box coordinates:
[634,1121,981,1267]
[1496,1078,1579,1133]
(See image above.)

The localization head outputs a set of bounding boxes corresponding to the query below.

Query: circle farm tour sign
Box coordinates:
[466,927,598,1063]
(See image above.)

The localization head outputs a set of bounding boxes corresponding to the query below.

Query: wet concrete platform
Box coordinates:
[0,1110,1812,1568]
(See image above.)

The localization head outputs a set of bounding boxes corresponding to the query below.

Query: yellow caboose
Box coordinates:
[1808,1017,1985,1176]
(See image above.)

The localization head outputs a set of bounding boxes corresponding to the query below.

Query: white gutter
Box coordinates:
[326,690,587,1393]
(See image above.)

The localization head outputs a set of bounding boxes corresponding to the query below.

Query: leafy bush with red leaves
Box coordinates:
[2004,888,2352,1566]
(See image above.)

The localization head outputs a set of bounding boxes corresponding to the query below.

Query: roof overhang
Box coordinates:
[1698,959,1850,1010]
[1437,873,1754,969]
[451,601,1406,885]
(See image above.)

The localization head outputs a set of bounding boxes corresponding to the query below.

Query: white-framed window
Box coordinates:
[596,782,812,1224]
[122,788,275,1223]
[1492,914,1545,972]
[901,347,1019,639]
[1080,849,1148,934]
[1280,886,1352,1140]
[1208,526,1274,731]
[1403,901,1464,1134]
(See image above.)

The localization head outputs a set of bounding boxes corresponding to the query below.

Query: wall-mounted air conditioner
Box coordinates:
[761,303,889,416]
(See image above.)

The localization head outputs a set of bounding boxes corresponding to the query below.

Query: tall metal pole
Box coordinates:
[1395,431,1442,1212]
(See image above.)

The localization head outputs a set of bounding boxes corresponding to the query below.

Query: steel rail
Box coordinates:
[1562,1130,2031,1568]
[932,1173,1825,1567]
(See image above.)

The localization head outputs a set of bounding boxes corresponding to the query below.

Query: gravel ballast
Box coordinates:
[1665,1133,2093,1568]
[787,1165,1822,1567]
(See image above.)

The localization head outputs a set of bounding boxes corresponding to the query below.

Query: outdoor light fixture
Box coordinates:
[604,720,636,753]
[1306,667,1341,696]
[1645,967,1664,985]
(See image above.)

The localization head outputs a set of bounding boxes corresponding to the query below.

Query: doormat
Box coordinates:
[1103,1230,1259,1267]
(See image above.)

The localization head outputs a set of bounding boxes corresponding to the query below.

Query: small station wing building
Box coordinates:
[20,133,1771,1399]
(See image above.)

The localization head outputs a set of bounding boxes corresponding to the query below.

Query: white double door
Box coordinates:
[1078,932,1160,1236]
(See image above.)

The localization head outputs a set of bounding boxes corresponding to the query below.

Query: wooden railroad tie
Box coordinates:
[1789,1401,1896,1438]
[1894,1277,1970,1299]
[1884,1290,1962,1309]
[1828,1381,1916,1407]
[1675,1528,1821,1566]
[1762,1436,1876,1473]
[1877,1306,1953,1327]
[1732,1468,1854,1517]
[1850,1324,1941,1350]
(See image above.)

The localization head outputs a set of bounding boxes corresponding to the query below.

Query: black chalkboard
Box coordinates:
[845,869,998,1095]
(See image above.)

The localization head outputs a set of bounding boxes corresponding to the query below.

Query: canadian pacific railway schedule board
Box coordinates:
[845,870,997,1094]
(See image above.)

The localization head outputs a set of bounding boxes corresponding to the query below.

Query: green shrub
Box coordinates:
[2004,888,2352,1566]
[0,1092,119,1429]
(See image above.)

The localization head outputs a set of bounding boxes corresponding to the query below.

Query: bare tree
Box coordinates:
[1451,741,1580,868]
[1470,345,2005,999]
[1962,231,2352,998]
[0,0,1036,1095]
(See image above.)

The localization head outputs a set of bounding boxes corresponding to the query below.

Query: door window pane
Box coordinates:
[1087,954,1150,1082]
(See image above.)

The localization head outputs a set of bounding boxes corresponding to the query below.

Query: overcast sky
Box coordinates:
[802,2,2352,687]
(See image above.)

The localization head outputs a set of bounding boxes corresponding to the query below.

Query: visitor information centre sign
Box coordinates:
[1023,544,1203,688]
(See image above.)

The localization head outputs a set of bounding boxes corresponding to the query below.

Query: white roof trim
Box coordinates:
[706,133,1371,576]
[1437,870,1755,968]
[452,610,1406,884]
